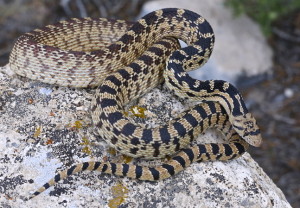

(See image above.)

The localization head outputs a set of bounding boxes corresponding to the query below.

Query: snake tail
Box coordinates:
[29,134,248,199]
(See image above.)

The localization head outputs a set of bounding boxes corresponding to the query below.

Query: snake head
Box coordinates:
[231,113,262,147]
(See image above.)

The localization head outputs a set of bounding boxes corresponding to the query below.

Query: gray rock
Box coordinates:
[0,64,290,208]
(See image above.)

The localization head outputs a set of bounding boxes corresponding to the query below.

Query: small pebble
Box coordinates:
[284,88,294,98]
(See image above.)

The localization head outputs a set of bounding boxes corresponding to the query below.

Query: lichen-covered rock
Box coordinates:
[0,64,291,208]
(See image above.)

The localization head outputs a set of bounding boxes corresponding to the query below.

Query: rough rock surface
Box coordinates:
[0,1,287,207]
[0,64,291,208]
[141,0,273,83]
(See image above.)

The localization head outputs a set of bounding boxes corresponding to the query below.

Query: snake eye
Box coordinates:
[232,113,262,147]
[245,121,254,129]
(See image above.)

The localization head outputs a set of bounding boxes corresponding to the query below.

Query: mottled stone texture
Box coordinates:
[0,64,290,208]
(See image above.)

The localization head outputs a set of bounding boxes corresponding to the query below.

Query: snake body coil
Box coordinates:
[9,8,261,199]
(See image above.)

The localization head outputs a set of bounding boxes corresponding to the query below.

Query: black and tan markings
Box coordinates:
[92,8,261,160]
[15,8,261,198]
[30,101,249,199]
[165,57,262,147]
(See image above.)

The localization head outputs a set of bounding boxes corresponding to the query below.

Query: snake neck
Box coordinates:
[164,65,262,147]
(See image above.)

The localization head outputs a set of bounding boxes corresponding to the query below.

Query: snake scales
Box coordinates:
[9,8,262,199]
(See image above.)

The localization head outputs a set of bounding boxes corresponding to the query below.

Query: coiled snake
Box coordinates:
[9,8,262,199]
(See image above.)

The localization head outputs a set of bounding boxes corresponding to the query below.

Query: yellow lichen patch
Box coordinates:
[80,137,95,155]
[33,126,42,138]
[129,106,147,118]
[80,137,90,145]
[123,111,129,117]
[66,120,86,130]
[82,146,92,155]
[124,105,147,118]
[108,182,129,208]
[122,155,133,164]
[107,148,117,156]
[73,120,83,129]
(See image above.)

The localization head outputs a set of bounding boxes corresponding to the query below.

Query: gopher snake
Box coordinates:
[9,8,262,198]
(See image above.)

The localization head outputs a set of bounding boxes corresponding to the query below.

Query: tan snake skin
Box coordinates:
[8,8,261,198]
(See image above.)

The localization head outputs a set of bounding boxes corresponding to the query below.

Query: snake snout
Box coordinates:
[232,113,262,147]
